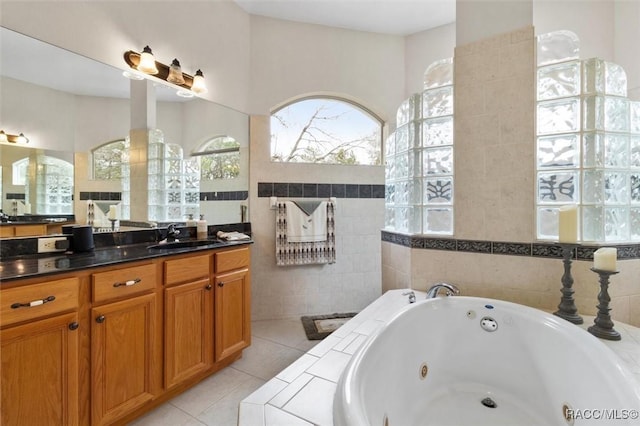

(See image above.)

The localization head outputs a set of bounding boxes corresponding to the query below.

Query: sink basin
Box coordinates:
[147,240,223,250]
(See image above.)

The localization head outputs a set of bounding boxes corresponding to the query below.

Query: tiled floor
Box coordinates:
[130,318,318,426]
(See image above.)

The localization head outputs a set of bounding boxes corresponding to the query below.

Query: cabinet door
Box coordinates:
[91,293,158,426]
[214,268,251,362]
[164,278,214,389]
[1,312,79,426]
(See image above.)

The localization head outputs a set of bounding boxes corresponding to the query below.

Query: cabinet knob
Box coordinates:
[96,315,106,323]
[68,322,79,331]
[205,284,212,290]
[217,282,224,287]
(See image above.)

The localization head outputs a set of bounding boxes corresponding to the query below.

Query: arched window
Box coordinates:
[271,97,383,165]
[193,136,241,180]
[92,139,127,180]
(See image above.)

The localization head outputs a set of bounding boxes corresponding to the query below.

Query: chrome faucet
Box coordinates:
[166,223,181,242]
[426,282,460,299]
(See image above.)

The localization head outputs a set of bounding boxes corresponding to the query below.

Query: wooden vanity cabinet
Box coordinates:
[1,243,251,426]
[0,277,80,426]
[163,254,213,389]
[90,262,161,426]
[214,247,251,362]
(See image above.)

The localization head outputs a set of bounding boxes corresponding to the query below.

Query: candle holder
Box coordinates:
[553,243,583,324]
[587,268,621,341]
[109,218,117,232]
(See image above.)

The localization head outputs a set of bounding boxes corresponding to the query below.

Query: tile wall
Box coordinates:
[249,116,384,320]
[382,27,640,328]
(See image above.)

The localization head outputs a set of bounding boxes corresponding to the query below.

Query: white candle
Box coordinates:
[558,204,578,243]
[107,205,117,220]
[593,247,617,272]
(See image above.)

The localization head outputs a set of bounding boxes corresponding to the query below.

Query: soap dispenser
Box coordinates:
[186,214,197,227]
[197,214,208,239]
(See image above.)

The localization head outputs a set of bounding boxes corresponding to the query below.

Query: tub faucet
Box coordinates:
[426,282,460,299]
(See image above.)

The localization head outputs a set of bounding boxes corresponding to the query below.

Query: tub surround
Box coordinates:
[238,290,640,425]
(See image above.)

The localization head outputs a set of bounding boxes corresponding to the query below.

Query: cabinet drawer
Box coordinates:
[215,247,250,274]
[14,224,47,237]
[92,263,156,303]
[165,254,210,286]
[0,277,79,327]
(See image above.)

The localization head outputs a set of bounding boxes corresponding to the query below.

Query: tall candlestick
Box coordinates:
[553,243,583,324]
[558,204,578,243]
[588,268,621,341]
[593,247,617,272]
[107,205,117,221]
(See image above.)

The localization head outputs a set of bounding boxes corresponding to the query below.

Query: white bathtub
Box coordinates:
[334,296,640,426]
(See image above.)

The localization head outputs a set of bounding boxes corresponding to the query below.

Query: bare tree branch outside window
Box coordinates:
[271,98,382,165]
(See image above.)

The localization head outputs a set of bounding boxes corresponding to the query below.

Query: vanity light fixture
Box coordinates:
[191,70,207,94]
[167,59,185,85]
[123,46,207,95]
[138,45,159,74]
[0,130,29,144]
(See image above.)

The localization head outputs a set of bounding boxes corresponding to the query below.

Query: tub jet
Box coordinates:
[481,397,497,408]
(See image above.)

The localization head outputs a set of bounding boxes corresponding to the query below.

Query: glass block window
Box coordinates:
[385,58,454,235]
[32,155,73,214]
[121,129,200,221]
[536,30,640,242]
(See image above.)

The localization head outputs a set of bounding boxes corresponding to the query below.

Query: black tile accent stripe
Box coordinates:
[258,182,385,199]
[381,230,640,261]
[79,192,121,201]
[200,191,248,201]
[5,193,26,200]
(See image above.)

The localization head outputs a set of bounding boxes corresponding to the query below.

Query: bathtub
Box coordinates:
[334,296,640,426]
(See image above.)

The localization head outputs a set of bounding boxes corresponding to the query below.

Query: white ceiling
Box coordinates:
[233,0,456,36]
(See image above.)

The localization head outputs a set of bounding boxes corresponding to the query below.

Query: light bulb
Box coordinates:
[167,58,185,85]
[16,133,28,143]
[137,45,159,75]
[191,69,207,94]
[0,131,7,143]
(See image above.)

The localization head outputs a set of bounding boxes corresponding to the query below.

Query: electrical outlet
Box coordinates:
[37,237,68,253]
[37,258,57,271]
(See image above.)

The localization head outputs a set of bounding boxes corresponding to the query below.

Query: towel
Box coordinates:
[276,201,336,266]
[216,231,251,241]
[286,201,327,243]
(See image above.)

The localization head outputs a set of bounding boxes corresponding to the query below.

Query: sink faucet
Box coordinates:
[426,282,460,299]
[166,224,181,242]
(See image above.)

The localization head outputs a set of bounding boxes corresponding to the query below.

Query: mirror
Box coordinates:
[1,26,249,235]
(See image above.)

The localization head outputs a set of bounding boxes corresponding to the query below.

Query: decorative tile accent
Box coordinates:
[532,243,565,258]
[492,242,532,257]
[258,182,385,199]
[382,230,640,261]
[457,240,491,253]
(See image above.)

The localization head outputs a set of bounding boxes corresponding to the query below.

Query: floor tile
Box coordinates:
[169,368,254,417]
[232,336,306,380]
[252,318,319,352]
[197,376,265,426]
[129,403,206,426]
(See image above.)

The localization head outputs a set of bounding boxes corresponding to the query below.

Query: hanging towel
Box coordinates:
[276,201,336,266]
[286,201,327,243]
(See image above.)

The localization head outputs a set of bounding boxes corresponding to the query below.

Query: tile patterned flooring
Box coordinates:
[130,319,318,426]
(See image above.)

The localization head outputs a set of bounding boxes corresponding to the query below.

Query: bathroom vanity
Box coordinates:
[0,238,252,426]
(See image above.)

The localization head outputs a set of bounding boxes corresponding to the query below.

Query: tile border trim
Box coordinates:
[381,230,640,261]
[258,182,385,199]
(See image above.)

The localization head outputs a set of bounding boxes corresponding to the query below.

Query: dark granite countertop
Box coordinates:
[0,238,252,283]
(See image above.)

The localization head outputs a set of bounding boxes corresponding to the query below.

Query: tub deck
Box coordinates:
[238,290,640,426]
